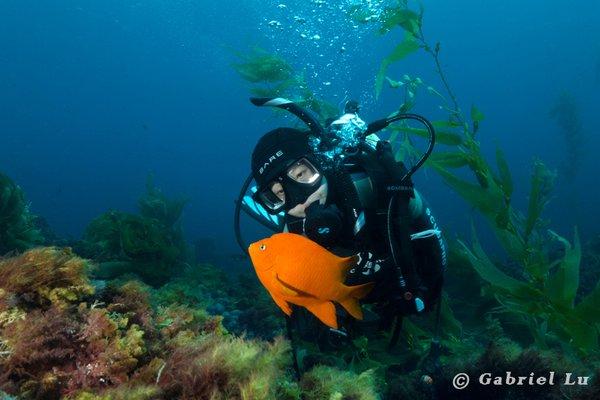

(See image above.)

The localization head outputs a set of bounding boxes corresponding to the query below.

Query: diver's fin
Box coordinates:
[339,297,364,320]
[304,301,338,329]
[271,294,292,316]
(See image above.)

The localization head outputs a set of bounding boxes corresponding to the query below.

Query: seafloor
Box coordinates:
[0,171,598,400]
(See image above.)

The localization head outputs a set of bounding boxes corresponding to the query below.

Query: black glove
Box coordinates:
[304,202,343,247]
[345,252,387,287]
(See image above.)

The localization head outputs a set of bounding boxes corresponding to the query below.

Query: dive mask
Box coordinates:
[254,157,322,214]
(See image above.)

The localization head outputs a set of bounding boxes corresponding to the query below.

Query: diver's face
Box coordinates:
[270,162,317,200]
[259,158,322,216]
[270,182,285,202]
[287,162,316,184]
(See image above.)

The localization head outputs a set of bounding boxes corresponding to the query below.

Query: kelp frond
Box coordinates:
[0,172,43,254]
[232,47,338,122]
[375,1,598,359]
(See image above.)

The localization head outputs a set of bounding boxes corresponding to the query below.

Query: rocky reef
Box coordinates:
[0,246,381,400]
[0,171,385,399]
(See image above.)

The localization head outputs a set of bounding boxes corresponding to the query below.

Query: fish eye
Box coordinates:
[260,244,266,251]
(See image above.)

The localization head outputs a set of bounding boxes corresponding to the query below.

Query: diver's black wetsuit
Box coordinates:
[281,144,446,349]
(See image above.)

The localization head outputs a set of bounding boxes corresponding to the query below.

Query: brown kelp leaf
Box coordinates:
[378,7,421,36]
[458,225,526,294]
[389,124,464,146]
[427,152,470,169]
[574,281,600,324]
[470,104,485,123]
[495,148,513,200]
[524,161,556,242]
[545,229,581,308]
[375,34,420,98]
[432,166,503,217]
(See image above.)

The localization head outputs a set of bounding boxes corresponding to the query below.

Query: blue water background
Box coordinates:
[1,0,599,260]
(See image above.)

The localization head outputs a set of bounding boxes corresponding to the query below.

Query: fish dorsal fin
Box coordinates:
[341,254,360,274]
[348,282,375,299]
[275,274,312,297]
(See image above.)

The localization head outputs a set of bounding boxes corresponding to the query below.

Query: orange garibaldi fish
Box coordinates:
[248,233,374,329]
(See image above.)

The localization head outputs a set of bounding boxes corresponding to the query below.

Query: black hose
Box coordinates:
[234,173,255,256]
[364,113,436,182]
[286,317,301,379]
[250,97,325,137]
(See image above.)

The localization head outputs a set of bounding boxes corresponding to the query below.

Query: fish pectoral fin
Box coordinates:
[272,295,293,316]
[275,274,312,297]
[275,278,299,297]
[304,301,338,329]
[339,298,363,320]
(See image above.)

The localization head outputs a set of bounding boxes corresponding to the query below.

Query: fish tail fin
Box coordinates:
[338,282,374,320]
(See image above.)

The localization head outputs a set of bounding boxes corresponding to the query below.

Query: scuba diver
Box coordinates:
[235,96,447,374]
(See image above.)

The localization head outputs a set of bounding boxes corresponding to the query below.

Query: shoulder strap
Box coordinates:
[326,167,367,238]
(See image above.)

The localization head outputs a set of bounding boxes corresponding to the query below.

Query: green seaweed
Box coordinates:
[374,2,599,359]
[375,33,420,99]
[390,124,464,146]
[138,175,187,228]
[232,47,338,122]
[458,226,598,354]
[299,366,379,400]
[378,7,421,37]
[0,246,383,399]
[232,47,295,83]
[470,104,485,134]
[78,178,187,287]
[524,160,556,243]
[228,1,600,393]
[0,172,43,254]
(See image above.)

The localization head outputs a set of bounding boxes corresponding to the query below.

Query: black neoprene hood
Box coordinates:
[251,127,312,188]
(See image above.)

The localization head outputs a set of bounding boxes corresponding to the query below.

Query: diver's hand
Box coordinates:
[350,252,385,276]
[303,202,343,246]
[345,252,387,286]
[287,184,327,218]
